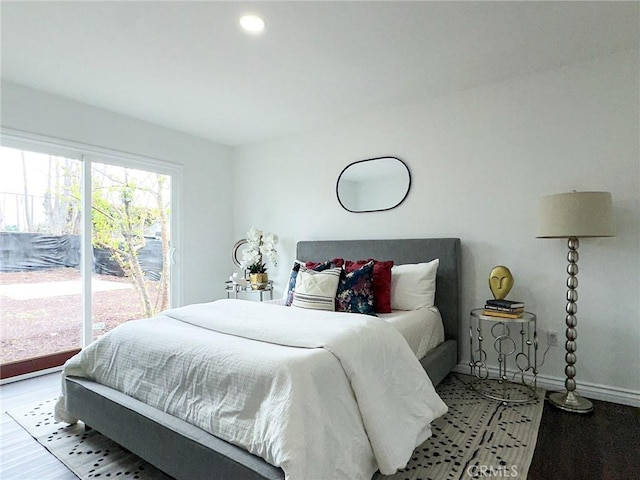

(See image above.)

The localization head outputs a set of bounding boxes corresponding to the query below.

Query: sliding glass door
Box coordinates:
[0,137,178,378]
[89,161,172,341]
[0,146,84,370]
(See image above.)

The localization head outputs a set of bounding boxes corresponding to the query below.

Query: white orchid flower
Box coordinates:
[263,232,278,245]
[241,227,278,272]
[247,226,262,243]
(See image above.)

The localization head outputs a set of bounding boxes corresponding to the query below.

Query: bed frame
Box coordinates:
[64,238,461,480]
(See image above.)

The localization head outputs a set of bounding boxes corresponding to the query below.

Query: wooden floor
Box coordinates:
[0,372,76,479]
[528,392,640,480]
[1,372,639,479]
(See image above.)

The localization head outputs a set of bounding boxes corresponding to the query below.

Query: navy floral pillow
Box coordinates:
[285,262,302,306]
[336,260,376,316]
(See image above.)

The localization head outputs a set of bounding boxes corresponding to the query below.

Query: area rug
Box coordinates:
[7,397,171,480]
[7,374,544,480]
[377,374,545,480]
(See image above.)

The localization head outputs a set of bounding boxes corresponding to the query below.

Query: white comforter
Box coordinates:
[55,299,447,480]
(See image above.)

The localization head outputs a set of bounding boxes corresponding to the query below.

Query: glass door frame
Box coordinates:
[1,128,183,380]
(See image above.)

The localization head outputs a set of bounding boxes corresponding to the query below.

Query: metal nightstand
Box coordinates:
[469,308,538,404]
[225,280,274,301]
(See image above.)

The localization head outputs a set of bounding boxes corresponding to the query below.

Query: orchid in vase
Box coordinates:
[240,227,278,283]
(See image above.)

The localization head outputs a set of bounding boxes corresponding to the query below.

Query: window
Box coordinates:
[0,130,181,379]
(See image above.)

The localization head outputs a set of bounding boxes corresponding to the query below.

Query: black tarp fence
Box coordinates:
[0,232,163,280]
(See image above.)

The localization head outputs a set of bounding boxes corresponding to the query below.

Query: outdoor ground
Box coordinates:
[0,267,162,364]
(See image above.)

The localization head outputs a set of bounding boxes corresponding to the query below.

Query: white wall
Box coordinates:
[1,81,234,305]
[233,51,640,403]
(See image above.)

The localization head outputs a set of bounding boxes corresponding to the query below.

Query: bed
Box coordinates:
[57,238,461,480]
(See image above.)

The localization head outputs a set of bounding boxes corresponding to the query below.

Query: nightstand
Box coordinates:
[225,280,274,301]
[469,308,538,404]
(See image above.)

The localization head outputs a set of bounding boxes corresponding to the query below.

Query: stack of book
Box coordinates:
[483,299,525,318]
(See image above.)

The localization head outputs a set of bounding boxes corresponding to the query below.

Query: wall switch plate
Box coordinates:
[548,330,559,347]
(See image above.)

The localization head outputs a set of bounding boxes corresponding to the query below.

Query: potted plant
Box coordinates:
[240,227,278,290]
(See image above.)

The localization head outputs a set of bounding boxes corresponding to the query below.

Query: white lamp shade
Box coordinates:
[537,191,615,238]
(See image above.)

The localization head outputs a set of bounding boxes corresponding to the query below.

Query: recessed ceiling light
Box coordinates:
[239,14,266,34]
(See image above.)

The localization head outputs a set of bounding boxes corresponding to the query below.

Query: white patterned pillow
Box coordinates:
[292,266,342,311]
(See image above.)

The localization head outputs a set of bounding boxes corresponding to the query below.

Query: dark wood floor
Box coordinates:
[1,372,639,479]
[528,392,640,480]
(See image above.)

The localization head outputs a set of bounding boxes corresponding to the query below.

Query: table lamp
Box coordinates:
[536,191,615,413]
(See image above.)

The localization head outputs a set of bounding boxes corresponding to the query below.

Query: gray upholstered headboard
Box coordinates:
[296,238,461,343]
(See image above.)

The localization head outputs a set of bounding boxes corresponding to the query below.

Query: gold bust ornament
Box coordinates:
[489,265,514,300]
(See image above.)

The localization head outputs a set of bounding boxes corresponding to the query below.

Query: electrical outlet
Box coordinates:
[547,330,559,347]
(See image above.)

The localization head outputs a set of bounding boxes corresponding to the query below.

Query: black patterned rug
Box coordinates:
[7,397,171,480]
[377,374,544,479]
[7,374,543,480]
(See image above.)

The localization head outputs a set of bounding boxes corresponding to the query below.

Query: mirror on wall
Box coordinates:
[336,156,411,213]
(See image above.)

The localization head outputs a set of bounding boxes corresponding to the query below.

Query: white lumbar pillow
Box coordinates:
[390,259,439,310]
[291,266,342,311]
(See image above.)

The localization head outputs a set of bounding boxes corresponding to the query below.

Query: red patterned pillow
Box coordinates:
[345,259,393,313]
[305,258,345,270]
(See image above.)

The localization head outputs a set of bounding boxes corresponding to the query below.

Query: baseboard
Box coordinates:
[453,363,640,407]
[0,365,63,385]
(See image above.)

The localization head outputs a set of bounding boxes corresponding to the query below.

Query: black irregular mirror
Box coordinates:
[336,156,411,213]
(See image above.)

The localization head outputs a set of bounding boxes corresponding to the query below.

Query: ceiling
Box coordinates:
[1,1,638,147]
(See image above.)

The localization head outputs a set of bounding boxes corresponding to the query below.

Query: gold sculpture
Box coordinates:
[489,265,514,300]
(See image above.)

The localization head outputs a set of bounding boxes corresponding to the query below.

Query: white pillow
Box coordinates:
[390,259,439,310]
[292,266,342,311]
